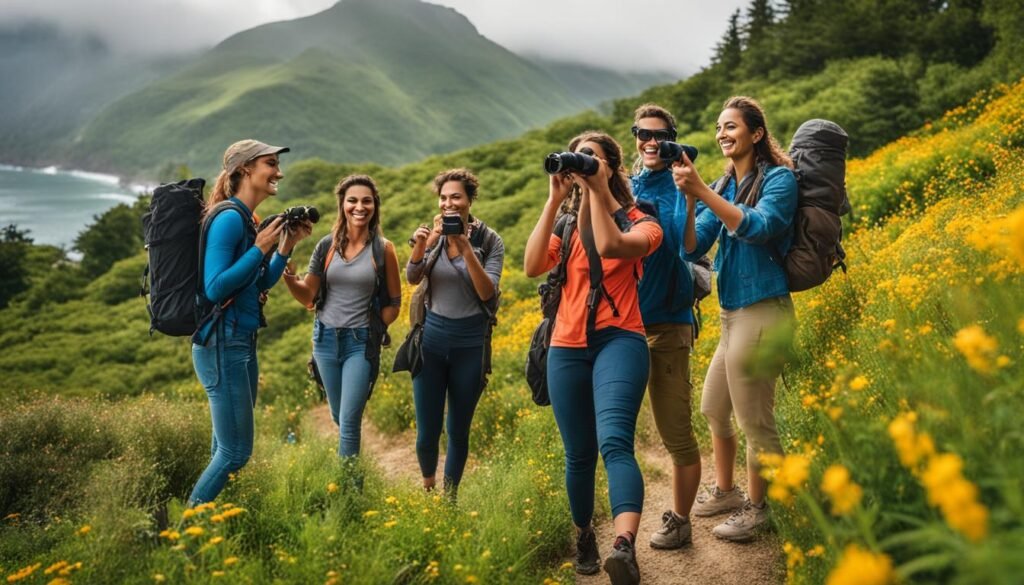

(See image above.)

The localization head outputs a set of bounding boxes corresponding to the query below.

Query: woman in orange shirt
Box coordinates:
[525,131,662,585]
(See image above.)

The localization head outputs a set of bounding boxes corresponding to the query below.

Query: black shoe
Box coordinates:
[604,535,640,585]
[575,528,601,575]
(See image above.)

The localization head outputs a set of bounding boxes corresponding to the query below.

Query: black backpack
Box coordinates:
[141,179,262,339]
[525,209,654,406]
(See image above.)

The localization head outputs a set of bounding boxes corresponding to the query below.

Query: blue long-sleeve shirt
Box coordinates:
[685,165,797,310]
[201,198,288,333]
[632,167,705,325]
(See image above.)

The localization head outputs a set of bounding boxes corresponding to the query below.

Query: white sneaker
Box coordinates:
[691,485,745,517]
[649,510,692,549]
[712,499,769,542]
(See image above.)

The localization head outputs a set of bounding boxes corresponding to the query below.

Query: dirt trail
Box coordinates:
[310,404,781,584]
[572,442,783,585]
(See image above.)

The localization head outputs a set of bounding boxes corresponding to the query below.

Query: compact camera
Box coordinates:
[441,214,464,236]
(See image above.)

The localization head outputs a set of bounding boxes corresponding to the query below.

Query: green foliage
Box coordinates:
[0,225,33,309]
[74,201,144,279]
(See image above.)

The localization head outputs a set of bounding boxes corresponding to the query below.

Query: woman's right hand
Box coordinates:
[549,173,573,205]
[255,216,285,254]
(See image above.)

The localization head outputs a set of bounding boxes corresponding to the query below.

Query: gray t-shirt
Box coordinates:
[308,236,374,329]
[428,251,484,319]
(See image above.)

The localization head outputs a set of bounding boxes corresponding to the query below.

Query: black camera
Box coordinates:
[544,151,599,176]
[658,142,699,166]
[259,205,320,231]
[441,215,464,236]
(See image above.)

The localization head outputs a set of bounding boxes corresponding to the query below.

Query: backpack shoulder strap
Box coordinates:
[197,199,256,300]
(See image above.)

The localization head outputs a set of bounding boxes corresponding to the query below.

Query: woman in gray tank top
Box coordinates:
[405,168,505,500]
[282,175,401,463]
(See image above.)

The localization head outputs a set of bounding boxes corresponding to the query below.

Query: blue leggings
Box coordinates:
[313,320,373,457]
[412,313,486,485]
[189,323,259,506]
[547,328,649,528]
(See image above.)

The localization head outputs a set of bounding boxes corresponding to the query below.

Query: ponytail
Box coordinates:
[205,169,241,217]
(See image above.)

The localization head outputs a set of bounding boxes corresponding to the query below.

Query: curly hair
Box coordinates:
[720,96,792,174]
[432,168,480,200]
[331,174,381,255]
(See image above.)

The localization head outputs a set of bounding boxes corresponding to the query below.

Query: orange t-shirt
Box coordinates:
[547,208,663,348]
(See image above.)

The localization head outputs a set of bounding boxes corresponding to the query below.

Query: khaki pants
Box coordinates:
[700,296,793,469]
[646,323,701,467]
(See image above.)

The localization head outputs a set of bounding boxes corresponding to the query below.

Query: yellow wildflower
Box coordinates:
[921,453,989,541]
[6,563,41,583]
[384,495,398,505]
[212,570,225,577]
[327,482,338,494]
[825,545,894,585]
[953,325,999,374]
[363,510,380,518]
[224,557,239,567]
[77,525,91,536]
[44,561,69,575]
[820,465,863,515]
[152,575,166,583]
[185,526,205,537]
[209,536,224,545]
[46,579,71,585]
[848,375,869,391]
[761,453,810,504]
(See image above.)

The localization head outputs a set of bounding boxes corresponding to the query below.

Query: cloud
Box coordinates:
[2,0,745,73]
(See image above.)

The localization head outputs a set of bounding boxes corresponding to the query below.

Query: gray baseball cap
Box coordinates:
[222,139,290,174]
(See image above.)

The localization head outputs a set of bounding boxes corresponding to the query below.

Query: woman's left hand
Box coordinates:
[671,152,704,195]
[279,219,313,255]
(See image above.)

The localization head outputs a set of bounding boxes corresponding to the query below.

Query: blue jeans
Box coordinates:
[313,320,372,457]
[413,312,487,486]
[547,328,649,528]
[189,323,259,506]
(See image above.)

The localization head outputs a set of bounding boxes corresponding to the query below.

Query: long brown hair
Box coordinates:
[564,131,634,214]
[205,168,245,217]
[332,174,381,255]
[720,96,792,175]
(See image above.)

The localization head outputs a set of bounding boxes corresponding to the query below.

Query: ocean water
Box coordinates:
[0,164,146,248]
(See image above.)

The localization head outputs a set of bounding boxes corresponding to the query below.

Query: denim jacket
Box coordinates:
[632,167,704,325]
[684,165,797,310]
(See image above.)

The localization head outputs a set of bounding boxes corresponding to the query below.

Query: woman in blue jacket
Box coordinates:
[674,97,797,542]
[189,139,312,506]
[630,103,703,550]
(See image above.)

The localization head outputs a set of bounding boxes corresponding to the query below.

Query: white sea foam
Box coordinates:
[68,169,121,186]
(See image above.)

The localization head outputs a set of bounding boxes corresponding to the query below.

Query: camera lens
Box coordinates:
[543,152,599,176]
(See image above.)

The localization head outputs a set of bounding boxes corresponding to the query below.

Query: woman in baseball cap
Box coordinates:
[188,139,312,507]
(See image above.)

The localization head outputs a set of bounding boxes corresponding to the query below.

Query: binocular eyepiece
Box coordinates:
[259,205,320,231]
[658,142,699,165]
[544,151,599,176]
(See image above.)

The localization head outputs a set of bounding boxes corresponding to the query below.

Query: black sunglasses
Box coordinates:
[631,126,676,142]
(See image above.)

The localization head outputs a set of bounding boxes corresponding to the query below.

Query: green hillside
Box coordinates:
[2,1,1024,583]
[64,0,667,179]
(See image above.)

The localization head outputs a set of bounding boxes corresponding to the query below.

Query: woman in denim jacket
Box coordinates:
[673,96,797,542]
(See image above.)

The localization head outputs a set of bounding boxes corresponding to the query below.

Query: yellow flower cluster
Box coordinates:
[782,542,804,584]
[820,465,863,516]
[825,544,895,585]
[953,324,1008,375]
[760,453,810,504]
[921,453,989,542]
[5,563,41,583]
[43,561,82,579]
[889,412,989,541]
[887,412,935,470]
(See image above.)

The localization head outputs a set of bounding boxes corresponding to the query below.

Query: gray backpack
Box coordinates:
[729,119,850,292]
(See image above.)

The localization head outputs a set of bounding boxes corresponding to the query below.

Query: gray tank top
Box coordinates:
[428,251,483,319]
[319,244,375,328]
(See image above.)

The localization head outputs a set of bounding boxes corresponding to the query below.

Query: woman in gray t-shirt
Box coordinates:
[283,174,401,459]
[405,168,504,499]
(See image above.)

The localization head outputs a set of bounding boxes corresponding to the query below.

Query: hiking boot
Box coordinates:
[712,499,769,542]
[603,535,641,585]
[575,528,601,575]
[649,510,692,549]
[691,485,745,517]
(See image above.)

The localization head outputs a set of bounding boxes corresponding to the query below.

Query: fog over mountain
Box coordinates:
[1,0,745,75]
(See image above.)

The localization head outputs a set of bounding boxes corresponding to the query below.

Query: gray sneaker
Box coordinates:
[712,499,769,542]
[649,510,692,549]
[691,485,745,517]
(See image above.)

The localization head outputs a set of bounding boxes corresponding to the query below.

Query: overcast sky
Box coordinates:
[2,0,747,75]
